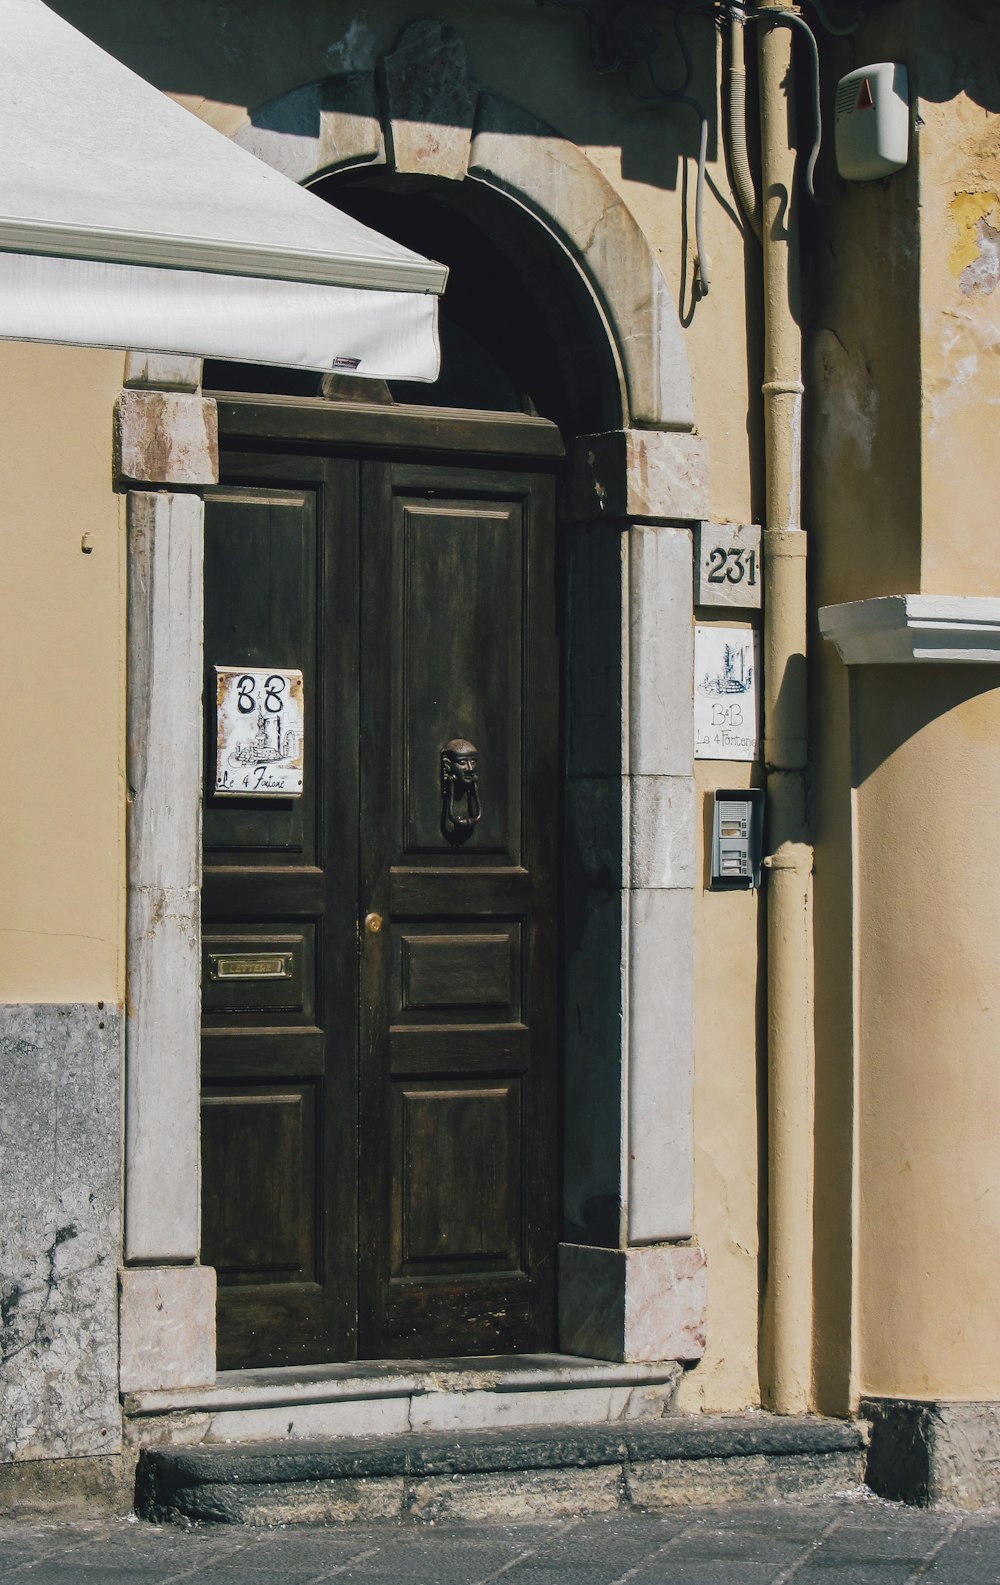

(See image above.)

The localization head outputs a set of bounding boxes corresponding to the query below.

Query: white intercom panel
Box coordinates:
[711,789,765,891]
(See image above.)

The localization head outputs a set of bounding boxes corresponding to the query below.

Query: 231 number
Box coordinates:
[707,547,757,586]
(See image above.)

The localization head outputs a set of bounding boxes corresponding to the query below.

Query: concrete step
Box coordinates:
[136,1415,868,1525]
[124,1354,683,1447]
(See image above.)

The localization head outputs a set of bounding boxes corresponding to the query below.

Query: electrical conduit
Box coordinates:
[728,10,763,241]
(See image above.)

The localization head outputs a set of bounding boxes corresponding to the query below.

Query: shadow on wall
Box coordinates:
[850,664,1000,788]
[42,0,718,191]
[907,0,1000,112]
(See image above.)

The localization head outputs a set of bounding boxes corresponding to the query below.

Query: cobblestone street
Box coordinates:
[1,1496,999,1585]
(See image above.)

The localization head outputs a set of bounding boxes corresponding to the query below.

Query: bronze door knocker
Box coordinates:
[441,739,482,841]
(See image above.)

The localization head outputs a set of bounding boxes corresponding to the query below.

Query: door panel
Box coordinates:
[201,1086,315,1278]
[392,1079,522,1274]
[200,464,359,1368]
[202,406,560,1367]
[396,497,523,861]
[202,490,317,862]
[202,927,315,1021]
[394,925,521,1020]
[359,460,558,1358]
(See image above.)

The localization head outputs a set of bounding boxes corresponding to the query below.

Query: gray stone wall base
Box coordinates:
[558,1243,708,1362]
[0,1005,122,1463]
[0,1453,136,1519]
[119,1267,216,1394]
[864,1397,1000,1509]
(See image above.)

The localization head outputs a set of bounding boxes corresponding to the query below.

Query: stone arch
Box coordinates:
[231,19,694,433]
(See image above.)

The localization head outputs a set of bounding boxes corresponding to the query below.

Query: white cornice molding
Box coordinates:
[819,595,1000,665]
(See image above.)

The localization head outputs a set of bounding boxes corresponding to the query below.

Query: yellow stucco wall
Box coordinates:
[919,95,1000,594]
[851,6,1000,1400]
[854,668,1000,1398]
[0,342,126,1003]
[810,0,1000,1409]
[677,758,763,1413]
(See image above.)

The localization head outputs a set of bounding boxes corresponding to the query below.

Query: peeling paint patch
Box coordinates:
[929,345,982,433]
[961,218,1000,296]
[949,190,1000,283]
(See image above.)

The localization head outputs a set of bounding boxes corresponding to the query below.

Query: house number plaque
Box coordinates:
[695,522,762,609]
[214,666,304,797]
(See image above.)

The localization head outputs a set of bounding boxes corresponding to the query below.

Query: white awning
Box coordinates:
[0,0,447,378]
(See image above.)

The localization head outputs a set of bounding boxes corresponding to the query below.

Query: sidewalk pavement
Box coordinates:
[0,1494,998,1584]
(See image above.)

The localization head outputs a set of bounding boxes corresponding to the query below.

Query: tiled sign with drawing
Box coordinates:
[694,626,760,762]
[215,666,304,796]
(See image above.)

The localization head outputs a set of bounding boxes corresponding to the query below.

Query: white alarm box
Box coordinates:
[835,62,909,181]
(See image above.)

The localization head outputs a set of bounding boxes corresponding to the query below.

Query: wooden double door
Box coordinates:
[200,401,562,1368]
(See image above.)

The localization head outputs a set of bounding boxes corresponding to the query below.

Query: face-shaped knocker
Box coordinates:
[441,739,482,841]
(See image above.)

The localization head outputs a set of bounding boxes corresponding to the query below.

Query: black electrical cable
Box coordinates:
[625,1,717,107]
[661,0,725,99]
[534,0,621,73]
[646,1,696,99]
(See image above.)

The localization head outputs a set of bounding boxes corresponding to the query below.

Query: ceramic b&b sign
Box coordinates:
[694,626,759,762]
[215,666,305,796]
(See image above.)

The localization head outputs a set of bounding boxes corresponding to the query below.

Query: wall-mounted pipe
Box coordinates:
[757,0,816,1416]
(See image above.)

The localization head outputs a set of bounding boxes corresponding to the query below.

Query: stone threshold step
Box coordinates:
[124,1354,684,1445]
[137,1414,869,1525]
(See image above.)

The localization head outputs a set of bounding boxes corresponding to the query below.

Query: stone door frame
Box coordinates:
[117,21,708,1393]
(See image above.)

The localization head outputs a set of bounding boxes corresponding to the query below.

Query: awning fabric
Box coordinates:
[0,0,447,378]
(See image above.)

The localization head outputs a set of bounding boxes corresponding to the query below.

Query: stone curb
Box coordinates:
[137,1415,868,1524]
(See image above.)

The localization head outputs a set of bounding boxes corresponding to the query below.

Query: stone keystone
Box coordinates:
[380,20,478,180]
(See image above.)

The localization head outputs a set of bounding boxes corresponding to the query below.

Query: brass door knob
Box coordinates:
[364,912,383,935]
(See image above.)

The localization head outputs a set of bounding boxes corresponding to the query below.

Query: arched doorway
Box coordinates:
[200,134,636,1361]
[204,165,623,432]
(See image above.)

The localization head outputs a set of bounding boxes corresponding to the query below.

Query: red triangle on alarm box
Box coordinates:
[856,77,875,110]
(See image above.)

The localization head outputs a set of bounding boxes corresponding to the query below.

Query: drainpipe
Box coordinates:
[757,0,815,1414]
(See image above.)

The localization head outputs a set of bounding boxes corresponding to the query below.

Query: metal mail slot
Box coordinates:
[208,953,294,982]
